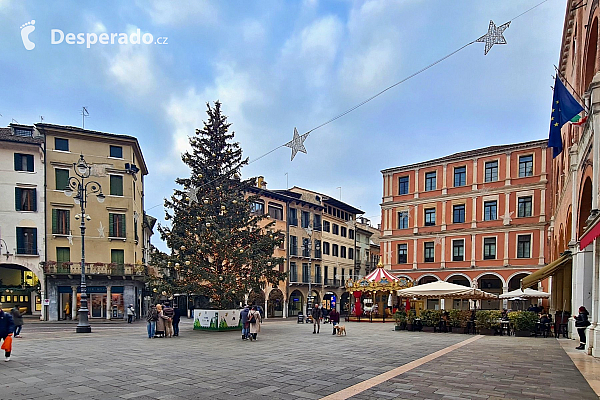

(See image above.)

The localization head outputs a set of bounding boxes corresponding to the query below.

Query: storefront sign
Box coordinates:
[43,299,50,306]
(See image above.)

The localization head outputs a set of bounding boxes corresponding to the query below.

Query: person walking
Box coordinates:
[146,305,158,339]
[10,306,23,338]
[311,303,322,334]
[126,304,136,323]
[0,303,15,361]
[172,307,181,337]
[240,305,250,340]
[248,305,261,341]
[163,302,174,338]
[574,306,590,350]
[329,307,340,335]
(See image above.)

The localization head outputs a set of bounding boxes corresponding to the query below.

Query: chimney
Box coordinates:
[257,176,267,189]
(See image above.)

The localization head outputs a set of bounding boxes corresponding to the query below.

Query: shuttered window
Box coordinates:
[111,249,125,264]
[15,188,36,211]
[14,153,34,172]
[56,247,70,263]
[109,213,126,238]
[110,175,123,196]
[52,209,70,235]
[55,169,69,190]
[16,227,37,255]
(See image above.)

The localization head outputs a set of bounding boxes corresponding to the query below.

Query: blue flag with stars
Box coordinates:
[548,76,583,158]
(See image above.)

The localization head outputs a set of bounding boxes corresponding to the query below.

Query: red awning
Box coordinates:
[580,218,600,249]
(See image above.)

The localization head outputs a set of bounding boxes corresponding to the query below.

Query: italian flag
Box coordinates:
[569,114,588,126]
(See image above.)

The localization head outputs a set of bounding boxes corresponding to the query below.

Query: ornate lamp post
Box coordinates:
[64,155,105,333]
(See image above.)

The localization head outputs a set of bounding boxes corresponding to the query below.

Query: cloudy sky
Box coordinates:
[0,1,565,251]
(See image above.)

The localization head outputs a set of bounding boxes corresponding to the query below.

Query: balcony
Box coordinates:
[43,262,147,277]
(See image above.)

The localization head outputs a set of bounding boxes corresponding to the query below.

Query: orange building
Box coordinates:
[380,140,552,310]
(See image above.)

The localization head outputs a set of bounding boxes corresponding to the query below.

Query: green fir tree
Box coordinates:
[153,101,286,309]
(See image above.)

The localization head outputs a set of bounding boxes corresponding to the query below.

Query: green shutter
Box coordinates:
[14,154,21,171]
[57,247,70,263]
[111,249,124,264]
[32,229,37,254]
[52,209,57,234]
[110,175,123,196]
[56,169,69,190]
[32,189,37,211]
[26,155,34,172]
[66,210,70,233]
[121,215,126,238]
[109,214,114,237]
[15,188,22,211]
[16,227,23,253]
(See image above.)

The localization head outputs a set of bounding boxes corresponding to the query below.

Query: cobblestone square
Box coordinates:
[0,319,597,400]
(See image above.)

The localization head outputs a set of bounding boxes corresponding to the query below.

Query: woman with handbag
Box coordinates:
[248,305,261,341]
[574,306,590,350]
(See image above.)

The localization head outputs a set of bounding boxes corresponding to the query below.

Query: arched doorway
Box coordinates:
[288,290,303,316]
[579,177,593,238]
[417,275,439,309]
[340,292,350,316]
[446,274,470,310]
[478,274,503,310]
[322,291,337,311]
[507,273,533,310]
[267,288,284,318]
[0,263,41,315]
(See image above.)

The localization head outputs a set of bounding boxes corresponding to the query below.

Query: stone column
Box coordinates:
[71,285,77,320]
[502,286,509,310]
[264,298,268,319]
[589,72,600,355]
[106,285,112,320]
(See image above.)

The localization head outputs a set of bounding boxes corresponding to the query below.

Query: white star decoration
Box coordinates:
[476,20,510,55]
[346,220,355,228]
[98,222,105,238]
[501,211,514,225]
[434,235,443,245]
[284,127,309,161]
[67,232,74,245]
[186,186,199,205]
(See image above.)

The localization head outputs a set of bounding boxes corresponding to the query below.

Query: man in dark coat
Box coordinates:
[329,308,340,335]
[0,303,15,361]
[240,305,250,340]
[172,308,181,337]
[311,304,322,334]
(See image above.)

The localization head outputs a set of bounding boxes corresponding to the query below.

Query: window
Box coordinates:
[484,161,498,182]
[109,213,126,238]
[349,229,354,239]
[453,204,465,223]
[340,246,346,258]
[15,188,36,211]
[484,238,496,260]
[250,201,265,215]
[110,145,123,158]
[290,235,298,255]
[424,242,434,262]
[484,201,497,221]
[332,244,339,257]
[288,208,298,226]
[397,243,408,263]
[302,238,311,257]
[425,171,436,191]
[56,247,70,264]
[399,176,409,195]
[301,211,310,228]
[14,153,34,172]
[348,248,354,260]
[519,155,533,177]
[16,227,37,255]
[290,262,297,282]
[452,240,464,261]
[110,175,124,196]
[315,265,321,284]
[111,249,125,265]
[518,196,532,217]
[302,263,310,283]
[322,220,330,232]
[322,241,330,255]
[332,224,339,235]
[314,240,322,258]
[55,169,69,190]
[268,204,283,220]
[398,211,409,229]
[454,166,466,187]
[313,214,322,231]
[424,208,436,226]
[341,227,347,237]
[517,235,531,258]
[52,209,70,235]
[14,127,32,137]
[55,138,69,151]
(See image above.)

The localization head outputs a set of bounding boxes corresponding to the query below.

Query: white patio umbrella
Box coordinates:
[397,281,497,300]
[499,288,550,299]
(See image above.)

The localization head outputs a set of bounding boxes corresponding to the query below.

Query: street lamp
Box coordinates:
[64,154,105,333]
[304,226,313,315]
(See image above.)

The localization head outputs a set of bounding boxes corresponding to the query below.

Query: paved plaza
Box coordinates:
[0,319,598,400]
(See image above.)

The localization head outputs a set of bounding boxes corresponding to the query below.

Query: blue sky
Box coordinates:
[0,1,565,251]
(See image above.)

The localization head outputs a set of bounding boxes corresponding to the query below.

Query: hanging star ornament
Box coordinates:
[97,222,105,238]
[67,232,74,245]
[284,127,309,161]
[186,186,199,206]
[476,20,511,55]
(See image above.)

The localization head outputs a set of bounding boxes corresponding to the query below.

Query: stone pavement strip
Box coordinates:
[0,319,597,400]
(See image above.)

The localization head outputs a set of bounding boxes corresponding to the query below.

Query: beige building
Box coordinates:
[38,124,149,321]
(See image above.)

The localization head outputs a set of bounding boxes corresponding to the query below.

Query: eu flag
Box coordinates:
[548,76,584,158]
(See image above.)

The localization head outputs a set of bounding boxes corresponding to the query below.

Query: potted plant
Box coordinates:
[394,310,407,331]
[508,311,538,336]
[420,309,441,332]
[406,309,416,331]
[475,310,502,335]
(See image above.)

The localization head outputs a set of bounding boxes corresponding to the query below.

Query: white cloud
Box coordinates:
[242,19,266,44]
[137,0,218,27]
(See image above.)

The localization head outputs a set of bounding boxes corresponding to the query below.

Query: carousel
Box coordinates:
[345,260,412,322]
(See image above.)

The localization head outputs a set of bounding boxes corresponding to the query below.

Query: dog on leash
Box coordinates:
[334,324,346,336]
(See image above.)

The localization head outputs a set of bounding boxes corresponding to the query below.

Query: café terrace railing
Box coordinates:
[43,261,147,276]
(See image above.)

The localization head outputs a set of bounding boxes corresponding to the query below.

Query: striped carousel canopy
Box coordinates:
[364,266,398,283]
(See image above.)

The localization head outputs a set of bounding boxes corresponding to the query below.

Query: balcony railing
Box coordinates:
[43,262,147,276]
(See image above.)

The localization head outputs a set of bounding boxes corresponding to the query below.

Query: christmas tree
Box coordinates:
[153,101,286,309]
